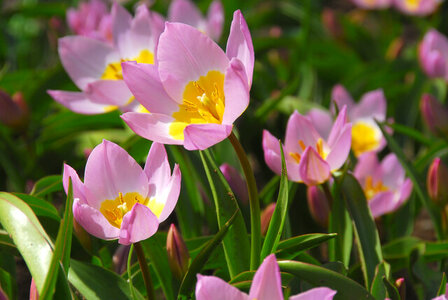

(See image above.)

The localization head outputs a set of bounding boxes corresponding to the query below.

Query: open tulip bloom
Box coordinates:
[62,140,181,245]
[351,0,392,9]
[121,10,254,150]
[394,0,442,16]
[196,254,337,300]
[419,29,448,81]
[354,152,412,218]
[49,3,164,115]
[263,106,351,186]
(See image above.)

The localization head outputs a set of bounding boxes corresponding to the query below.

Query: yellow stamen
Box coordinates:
[101,49,154,80]
[364,176,389,200]
[405,0,420,9]
[289,138,328,164]
[351,121,381,157]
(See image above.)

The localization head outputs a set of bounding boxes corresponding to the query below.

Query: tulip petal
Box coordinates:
[331,84,354,113]
[289,287,337,300]
[121,112,184,145]
[85,79,133,106]
[73,198,120,240]
[168,0,203,29]
[226,10,254,86]
[325,123,351,171]
[351,89,386,121]
[157,164,181,222]
[118,203,159,245]
[327,106,348,148]
[48,90,112,114]
[157,22,229,101]
[183,123,233,150]
[368,191,396,218]
[354,152,380,185]
[111,3,133,58]
[380,153,405,189]
[249,254,283,300]
[206,0,224,41]
[195,274,248,300]
[306,108,333,140]
[58,36,119,90]
[144,143,171,191]
[299,147,331,186]
[222,58,250,124]
[285,111,321,153]
[396,178,412,210]
[122,61,178,114]
[63,163,86,203]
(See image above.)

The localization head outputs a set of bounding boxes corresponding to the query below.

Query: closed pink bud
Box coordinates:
[420,94,448,137]
[29,278,38,300]
[113,245,130,274]
[427,158,448,207]
[0,90,29,129]
[219,163,248,205]
[167,224,190,280]
[260,203,276,236]
[307,185,330,227]
[395,278,405,300]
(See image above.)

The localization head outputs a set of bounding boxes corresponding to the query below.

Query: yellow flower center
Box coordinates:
[364,176,389,200]
[99,192,164,228]
[351,121,381,157]
[169,70,225,140]
[101,49,154,80]
[405,0,420,10]
[289,138,327,164]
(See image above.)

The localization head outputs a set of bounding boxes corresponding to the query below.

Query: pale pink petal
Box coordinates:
[183,123,233,150]
[351,0,391,9]
[84,140,149,208]
[73,198,120,240]
[351,89,386,121]
[168,0,203,29]
[121,112,184,145]
[381,153,405,189]
[118,203,159,245]
[285,111,321,153]
[327,106,348,148]
[290,287,337,300]
[124,5,159,57]
[368,191,396,218]
[220,163,248,204]
[226,10,254,86]
[206,0,224,41]
[325,123,351,171]
[157,22,229,101]
[354,152,380,185]
[394,0,440,16]
[58,36,119,90]
[111,3,132,56]
[48,90,111,114]
[331,85,354,113]
[144,143,171,191]
[395,178,412,211]
[195,274,248,300]
[306,108,333,140]
[85,80,133,106]
[249,254,283,300]
[299,147,331,186]
[222,58,250,124]
[122,61,179,113]
[63,163,86,203]
[157,164,181,222]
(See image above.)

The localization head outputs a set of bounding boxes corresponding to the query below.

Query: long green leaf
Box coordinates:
[438,273,447,296]
[370,261,390,300]
[261,142,289,260]
[30,175,63,198]
[13,193,60,221]
[276,233,337,259]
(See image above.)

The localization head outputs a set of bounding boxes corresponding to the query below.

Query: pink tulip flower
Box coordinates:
[121,10,254,150]
[220,163,248,204]
[67,0,113,43]
[354,152,412,218]
[63,140,181,245]
[419,30,448,80]
[420,94,448,137]
[394,0,442,16]
[168,0,224,41]
[196,254,337,300]
[351,0,392,9]
[263,107,351,186]
[49,3,164,114]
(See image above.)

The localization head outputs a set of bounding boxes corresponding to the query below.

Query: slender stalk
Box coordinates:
[134,242,155,300]
[127,244,137,300]
[228,131,261,269]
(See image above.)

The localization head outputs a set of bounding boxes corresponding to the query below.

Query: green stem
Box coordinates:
[134,242,155,300]
[127,244,137,300]
[228,131,261,269]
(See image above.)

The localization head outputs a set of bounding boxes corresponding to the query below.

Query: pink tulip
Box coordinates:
[196,254,336,300]
[0,90,29,130]
[63,140,181,245]
[168,0,224,41]
[420,94,448,137]
[49,3,164,114]
[121,10,254,150]
[263,107,351,186]
[419,30,448,80]
[260,203,276,235]
[394,0,441,16]
[427,158,448,207]
[354,152,412,218]
[307,185,330,227]
[351,0,392,9]
[166,224,190,280]
[220,163,248,204]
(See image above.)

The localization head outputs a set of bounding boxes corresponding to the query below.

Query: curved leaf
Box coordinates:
[30,175,63,198]
[276,233,337,259]
[13,193,60,221]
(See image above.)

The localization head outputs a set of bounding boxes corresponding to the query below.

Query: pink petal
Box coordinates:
[168,0,203,29]
[111,3,132,57]
[325,123,351,171]
[63,163,86,203]
[220,163,248,204]
[289,287,337,300]
[48,90,111,114]
[195,274,248,300]
[157,22,229,101]
[351,0,391,9]
[381,153,405,189]
[121,61,179,113]
[183,123,233,150]
[206,0,224,41]
[58,36,119,90]
[249,254,283,300]
[306,108,333,140]
[394,179,412,211]
[351,89,386,121]
[73,198,120,240]
[285,111,321,153]
[157,164,181,222]
[85,79,133,106]
[84,140,149,209]
[222,58,250,124]
[299,147,331,186]
[125,5,159,57]
[118,203,159,245]
[368,191,396,218]
[331,84,354,113]
[226,10,254,86]
[121,112,184,145]
[144,143,171,191]
[327,106,348,148]
[354,152,380,185]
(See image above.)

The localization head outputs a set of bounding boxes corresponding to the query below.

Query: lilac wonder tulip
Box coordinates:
[427,158,448,207]
[394,0,442,16]
[63,140,181,245]
[263,107,351,186]
[168,0,224,42]
[195,254,337,300]
[420,30,448,80]
[49,3,164,114]
[354,152,412,218]
[351,0,392,9]
[420,94,448,137]
[121,10,254,150]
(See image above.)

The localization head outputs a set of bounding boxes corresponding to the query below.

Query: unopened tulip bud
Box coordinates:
[307,186,330,227]
[113,245,130,274]
[427,158,448,207]
[219,164,248,205]
[321,8,343,40]
[29,278,38,300]
[395,278,405,300]
[167,224,190,280]
[0,90,29,129]
[261,203,276,236]
[420,94,448,137]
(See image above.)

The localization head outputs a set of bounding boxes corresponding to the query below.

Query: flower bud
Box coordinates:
[395,278,405,300]
[0,90,29,130]
[307,186,330,227]
[113,245,130,274]
[29,278,38,300]
[427,158,448,207]
[261,203,276,236]
[420,94,448,137]
[419,29,448,79]
[219,163,248,205]
[167,224,190,280]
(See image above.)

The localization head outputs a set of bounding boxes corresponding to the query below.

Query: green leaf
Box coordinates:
[383,277,401,300]
[276,233,337,259]
[337,173,383,290]
[438,273,447,296]
[259,176,280,206]
[278,260,374,300]
[370,261,390,300]
[261,142,289,260]
[0,230,19,256]
[178,210,239,297]
[13,193,60,221]
[229,270,293,291]
[0,267,15,300]
[387,122,432,146]
[30,175,63,198]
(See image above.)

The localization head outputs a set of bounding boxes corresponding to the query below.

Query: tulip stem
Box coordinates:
[127,244,137,300]
[228,131,261,270]
[134,242,155,300]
